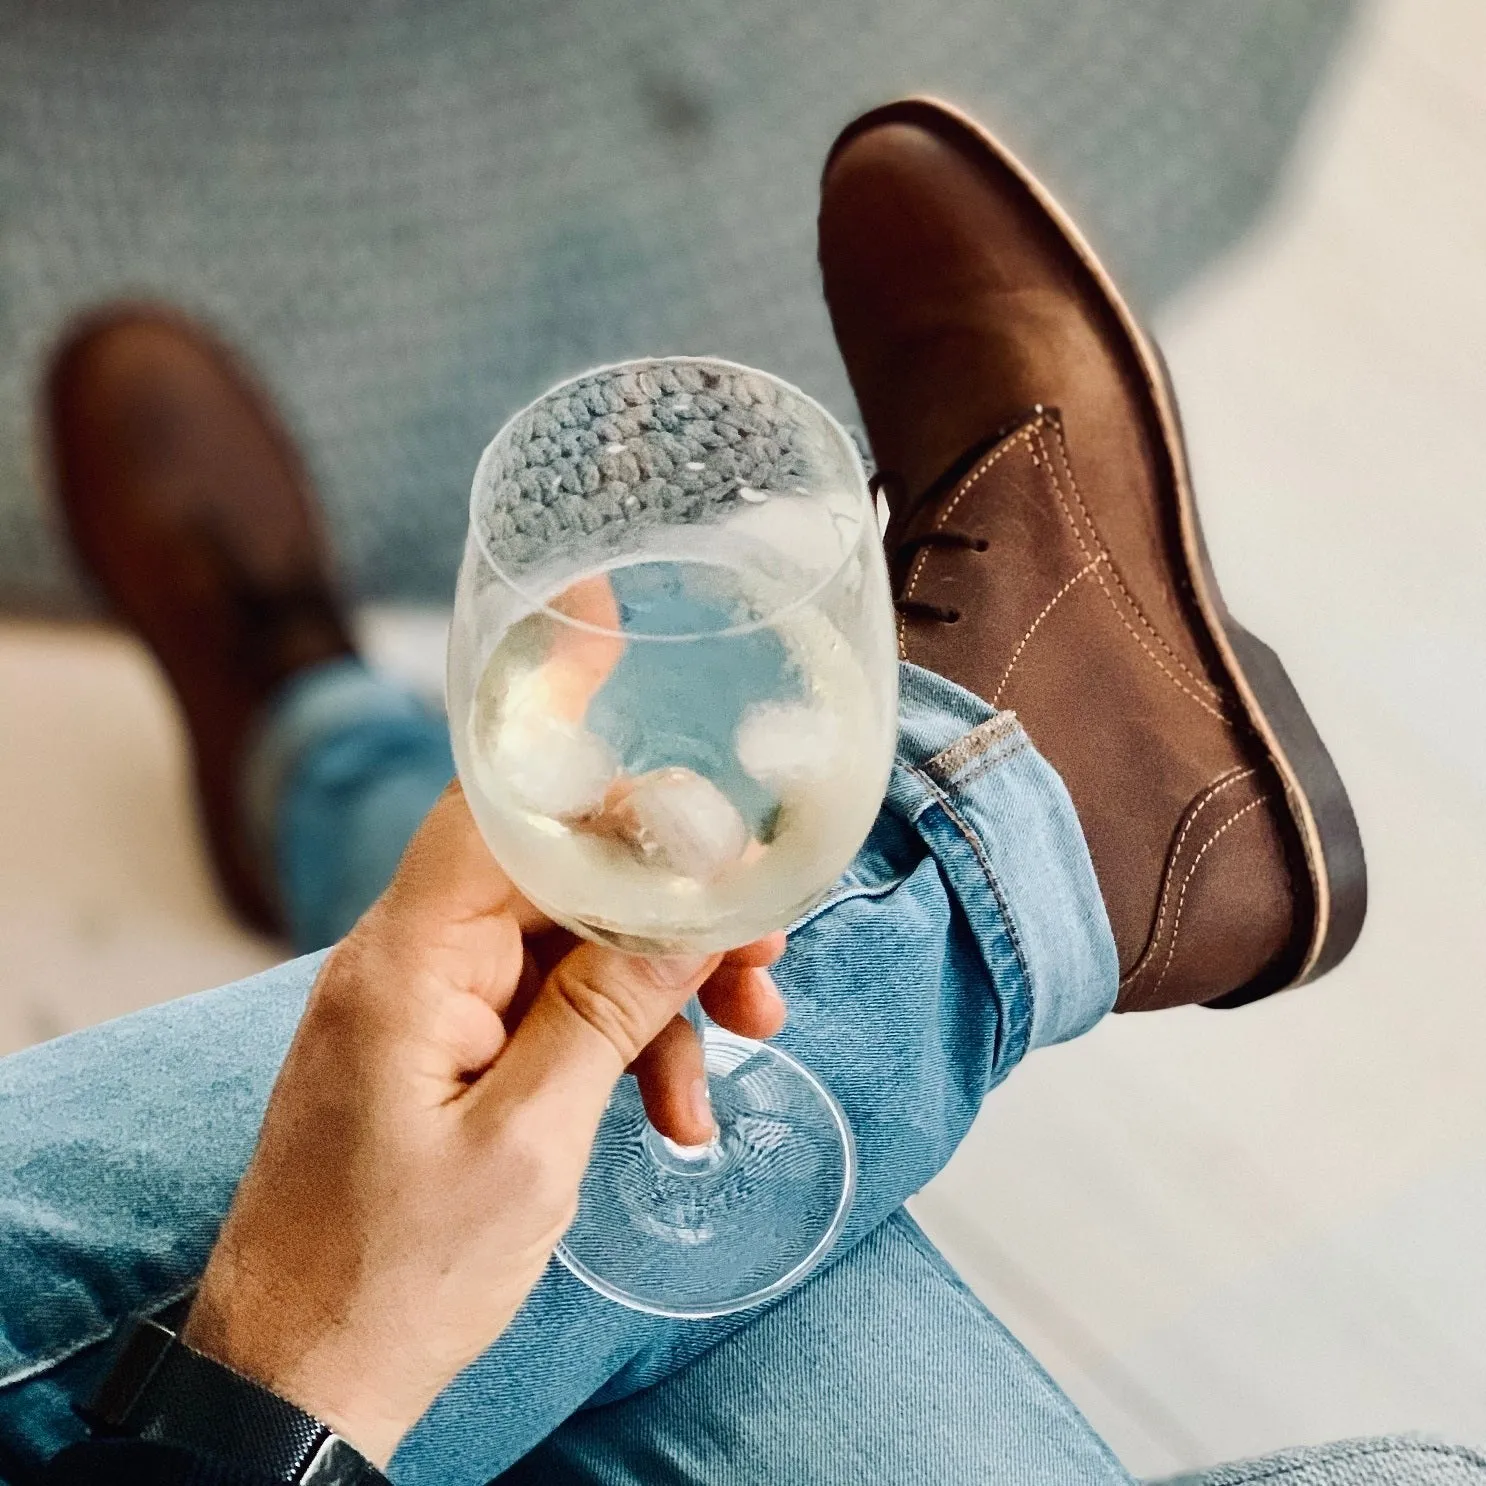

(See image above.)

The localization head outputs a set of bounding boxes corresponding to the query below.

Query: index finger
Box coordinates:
[474,944,718,1138]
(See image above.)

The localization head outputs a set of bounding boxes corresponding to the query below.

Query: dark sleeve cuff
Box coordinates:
[45,1439,277,1486]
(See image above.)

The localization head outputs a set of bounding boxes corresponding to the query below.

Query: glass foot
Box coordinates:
[556,1027,855,1318]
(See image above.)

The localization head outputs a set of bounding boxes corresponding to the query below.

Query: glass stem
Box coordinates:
[683,993,709,1050]
[684,993,718,1136]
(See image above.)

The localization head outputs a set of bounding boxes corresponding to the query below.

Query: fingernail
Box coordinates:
[690,1076,716,1135]
[754,968,788,1021]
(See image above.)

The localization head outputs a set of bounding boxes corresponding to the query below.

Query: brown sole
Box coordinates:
[830,97,1367,1003]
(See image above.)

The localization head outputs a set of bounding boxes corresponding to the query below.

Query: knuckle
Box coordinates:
[551,960,650,1064]
[305,941,373,1025]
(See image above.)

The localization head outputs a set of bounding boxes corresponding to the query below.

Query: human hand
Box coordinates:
[181,783,786,1466]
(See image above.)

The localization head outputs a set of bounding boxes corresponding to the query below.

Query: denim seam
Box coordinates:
[786,873,908,934]
[942,737,1031,792]
[903,762,1034,1072]
[0,1279,197,1393]
[905,764,1032,1002]
[920,711,1023,779]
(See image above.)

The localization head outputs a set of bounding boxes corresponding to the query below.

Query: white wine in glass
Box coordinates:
[448,357,898,1316]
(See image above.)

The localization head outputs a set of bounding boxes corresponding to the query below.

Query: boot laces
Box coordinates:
[872,471,987,625]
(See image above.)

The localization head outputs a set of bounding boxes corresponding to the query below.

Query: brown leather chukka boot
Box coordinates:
[819,98,1366,1010]
[46,305,355,935]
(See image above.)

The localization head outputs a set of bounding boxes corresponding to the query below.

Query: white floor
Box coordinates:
[2,0,1483,1476]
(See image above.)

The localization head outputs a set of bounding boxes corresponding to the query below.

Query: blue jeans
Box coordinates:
[0,660,1125,1485]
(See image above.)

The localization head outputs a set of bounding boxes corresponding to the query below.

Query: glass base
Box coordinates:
[556,1027,855,1318]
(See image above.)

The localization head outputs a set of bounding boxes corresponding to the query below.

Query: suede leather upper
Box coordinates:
[820,106,1304,1009]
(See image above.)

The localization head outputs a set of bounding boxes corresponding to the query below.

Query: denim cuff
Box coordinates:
[893,664,1117,1055]
[241,658,426,866]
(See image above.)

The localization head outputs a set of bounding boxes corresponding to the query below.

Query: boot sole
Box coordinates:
[828,97,1367,1003]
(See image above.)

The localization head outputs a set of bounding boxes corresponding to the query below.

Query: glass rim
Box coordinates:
[465,355,875,643]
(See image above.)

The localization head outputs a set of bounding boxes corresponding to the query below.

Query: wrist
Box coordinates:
[182,1267,420,1468]
[86,1311,395,1484]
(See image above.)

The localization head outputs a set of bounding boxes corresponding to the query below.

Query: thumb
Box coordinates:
[472,943,717,1136]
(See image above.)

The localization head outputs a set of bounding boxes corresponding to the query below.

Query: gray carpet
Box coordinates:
[0,0,1354,611]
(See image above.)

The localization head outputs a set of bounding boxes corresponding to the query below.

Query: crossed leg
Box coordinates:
[0,662,1119,1484]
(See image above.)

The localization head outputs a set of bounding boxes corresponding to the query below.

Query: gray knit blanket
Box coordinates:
[0,0,1353,611]
[474,360,825,575]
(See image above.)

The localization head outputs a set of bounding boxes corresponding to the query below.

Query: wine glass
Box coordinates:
[447,357,898,1317]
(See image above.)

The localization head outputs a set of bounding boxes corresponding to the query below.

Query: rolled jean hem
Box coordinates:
[245,658,454,951]
[892,665,1116,1054]
[241,657,428,870]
